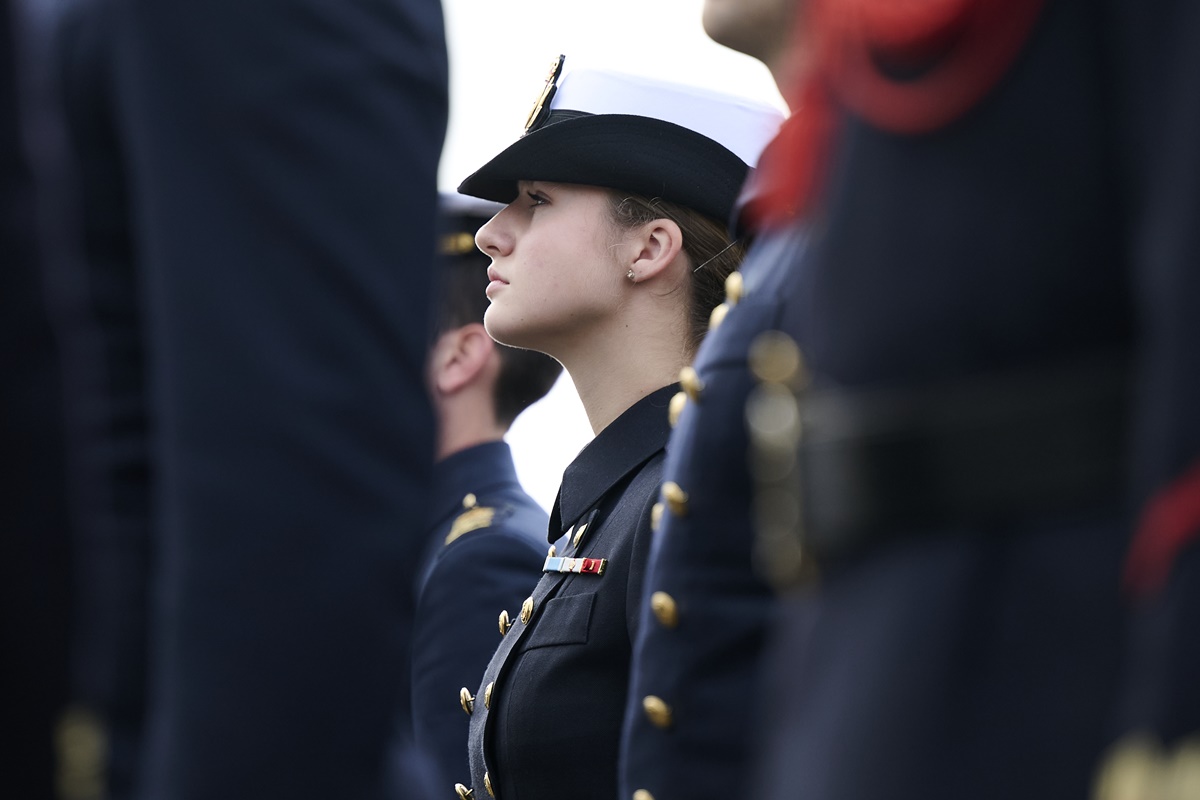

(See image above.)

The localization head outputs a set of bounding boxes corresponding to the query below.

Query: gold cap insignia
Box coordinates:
[524,54,566,134]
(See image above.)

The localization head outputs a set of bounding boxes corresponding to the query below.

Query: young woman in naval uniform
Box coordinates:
[451,55,783,800]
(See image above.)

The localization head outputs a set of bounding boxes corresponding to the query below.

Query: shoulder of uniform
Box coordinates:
[444,504,497,545]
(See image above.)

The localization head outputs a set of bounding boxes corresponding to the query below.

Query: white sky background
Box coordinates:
[438,0,787,513]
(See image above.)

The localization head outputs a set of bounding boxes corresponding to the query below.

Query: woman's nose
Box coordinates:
[475,211,512,257]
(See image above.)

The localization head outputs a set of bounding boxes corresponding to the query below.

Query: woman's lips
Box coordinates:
[486,265,508,295]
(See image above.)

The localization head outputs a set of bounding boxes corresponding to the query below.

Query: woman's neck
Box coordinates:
[556,315,690,435]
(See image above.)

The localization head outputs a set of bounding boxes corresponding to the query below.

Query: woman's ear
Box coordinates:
[627,218,685,283]
[431,323,496,395]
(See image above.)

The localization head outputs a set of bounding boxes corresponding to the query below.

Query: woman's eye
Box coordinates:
[526,191,549,207]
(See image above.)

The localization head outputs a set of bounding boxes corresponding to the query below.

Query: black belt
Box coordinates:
[777,353,1131,564]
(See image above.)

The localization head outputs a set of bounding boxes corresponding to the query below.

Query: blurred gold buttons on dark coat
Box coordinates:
[748,330,805,386]
[642,695,673,729]
[459,687,474,715]
[650,592,679,628]
[573,523,587,547]
[455,784,474,800]
[520,596,534,624]
[661,482,688,517]
[724,270,744,305]
[484,682,494,709]
[1093,734,1200,800]
[679,366,704,401]
[668,391,687,427]
[484,772,495,797]
[650,502,664,531]
[708,302,730,331]
[633,791,656,800]
[462,493,477,509]
[498,610,511,636]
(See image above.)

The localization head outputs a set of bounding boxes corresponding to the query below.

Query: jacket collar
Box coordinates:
[548,384,677,540]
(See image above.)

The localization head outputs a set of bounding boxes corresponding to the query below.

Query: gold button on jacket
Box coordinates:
[650,592,679,629]
[678,366,705,401]
[642,695,673,729]
[661,482,689,517]
[668,391,688,427]
[723,270,744,305]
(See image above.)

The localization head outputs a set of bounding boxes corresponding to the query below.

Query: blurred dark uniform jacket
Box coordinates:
[412,440,546,790]
[3,3,74,797]
[620,219,806,800]
[22,0,451,797]
[464,385,676,800]
[724,0,1200,798]
[46,1,154,795]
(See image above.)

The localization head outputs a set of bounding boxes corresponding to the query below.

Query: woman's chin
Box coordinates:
[485,318,555,358]
[483,311,525,349]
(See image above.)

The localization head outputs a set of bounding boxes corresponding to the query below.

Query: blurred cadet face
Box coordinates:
[475,181,627,358]
[702,0,799,68]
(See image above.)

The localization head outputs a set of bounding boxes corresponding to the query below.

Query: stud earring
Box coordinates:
[627,269,636,282]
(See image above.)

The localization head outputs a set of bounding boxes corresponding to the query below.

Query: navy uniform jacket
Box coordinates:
[463,385,676,800]
[621,231,807,800]
[412,441,547,791]
[51,1,153,794]
[2,5,74,796]
[100,0,449,797]
[745,0,1200,798]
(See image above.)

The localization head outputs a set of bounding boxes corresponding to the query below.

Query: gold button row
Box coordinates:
[458,683,495,714]
[632,270,750,800]
[498,595,535,636]
[454,771,495,798]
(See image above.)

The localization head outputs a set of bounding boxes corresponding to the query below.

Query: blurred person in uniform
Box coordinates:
[45,0,154,795]
[617,1,810,798]
[13,0,452,797]
[451,57,783,800]
[410,193,562,790]
[713,1,1200,798]
[2,2,76,796]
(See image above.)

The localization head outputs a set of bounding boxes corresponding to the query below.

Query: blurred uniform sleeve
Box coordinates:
[105,0,449,797]
[1102,0,1200,760]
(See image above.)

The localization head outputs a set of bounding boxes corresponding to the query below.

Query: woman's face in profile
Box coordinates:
[475,181,629,356]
